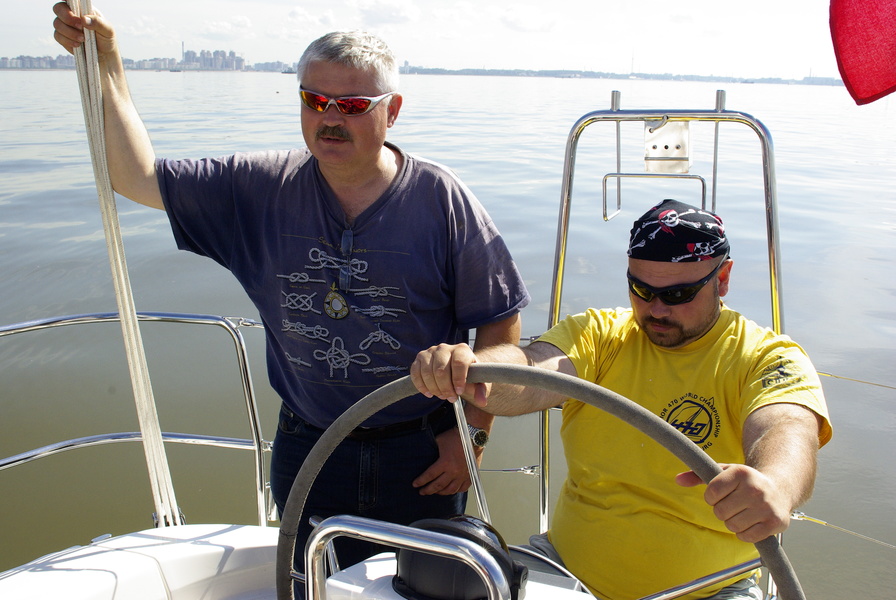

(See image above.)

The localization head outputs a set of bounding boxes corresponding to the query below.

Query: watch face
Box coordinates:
[471,429,488,447]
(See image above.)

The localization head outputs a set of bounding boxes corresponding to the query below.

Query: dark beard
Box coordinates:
[641,311,717,349]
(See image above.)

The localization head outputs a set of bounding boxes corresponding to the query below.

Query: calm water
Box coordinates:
[1,71,894,597]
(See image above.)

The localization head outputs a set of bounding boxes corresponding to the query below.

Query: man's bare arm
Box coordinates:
[679,402,822,543]
[411,339,576,416]
[53,3,164,209]
[465,313,522,427]
[413,314,523,496]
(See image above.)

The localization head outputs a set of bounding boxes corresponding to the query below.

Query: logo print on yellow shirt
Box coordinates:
[665,400,714,445]
[761,357,801,389]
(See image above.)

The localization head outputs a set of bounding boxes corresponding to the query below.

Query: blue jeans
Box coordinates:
[270,404,466,568]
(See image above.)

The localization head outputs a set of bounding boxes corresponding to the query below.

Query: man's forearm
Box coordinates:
[743,403,822,509]
[96,48,164,209]
[470,341,574,416]
[468,314,523,427]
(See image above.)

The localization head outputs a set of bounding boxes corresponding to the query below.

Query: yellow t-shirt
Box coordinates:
[539,306,832,600]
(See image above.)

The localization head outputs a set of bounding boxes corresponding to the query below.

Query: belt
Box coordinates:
[347,403,452,441]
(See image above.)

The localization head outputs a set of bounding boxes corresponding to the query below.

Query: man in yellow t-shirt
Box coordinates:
[410,199,832,600]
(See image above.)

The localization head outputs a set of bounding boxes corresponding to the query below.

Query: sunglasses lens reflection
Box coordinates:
[628,280,701,305]
[661,286,700,304]
[301,91,328,111]
[336,97,373,115]
[300,90,377,115]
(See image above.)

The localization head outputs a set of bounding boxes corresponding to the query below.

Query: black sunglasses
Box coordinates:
[627,255,729,306]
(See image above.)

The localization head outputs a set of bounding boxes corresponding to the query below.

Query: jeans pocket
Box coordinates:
[426,403,457,448]
[278,406,303,436]
[426,421,460,455]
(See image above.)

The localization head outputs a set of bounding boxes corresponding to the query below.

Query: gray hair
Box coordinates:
[297,31,399,93]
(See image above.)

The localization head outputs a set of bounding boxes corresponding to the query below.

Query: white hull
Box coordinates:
[0,523,586,600]
[0,524,277,600]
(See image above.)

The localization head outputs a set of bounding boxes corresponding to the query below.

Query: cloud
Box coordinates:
[256,7,338,56]
[200,16,255,43]
[355,0,422,27]
[119,16,184,56]
[121,17,166,41]
[287,6,337,29]
[501,7,556,33]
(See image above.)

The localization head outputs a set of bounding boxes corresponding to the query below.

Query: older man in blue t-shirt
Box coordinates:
[53,4,530,567]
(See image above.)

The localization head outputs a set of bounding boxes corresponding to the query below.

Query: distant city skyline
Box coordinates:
[1,49,844,88]
[9,1,842,81]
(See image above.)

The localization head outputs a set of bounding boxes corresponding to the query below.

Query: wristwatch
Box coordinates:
[467,424,489,448]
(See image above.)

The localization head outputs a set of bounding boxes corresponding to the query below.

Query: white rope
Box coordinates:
[66,0,181,527]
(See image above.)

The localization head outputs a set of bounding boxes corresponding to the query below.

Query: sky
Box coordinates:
[11,1,842,80]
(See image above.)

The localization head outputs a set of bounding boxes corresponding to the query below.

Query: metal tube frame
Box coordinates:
[304,514,513,600]
[0,311,270,526]
[540,90,783,595]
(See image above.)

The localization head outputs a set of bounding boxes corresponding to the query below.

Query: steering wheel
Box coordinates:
[276,363,806,600]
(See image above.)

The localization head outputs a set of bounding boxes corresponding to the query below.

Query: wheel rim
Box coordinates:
[276,363,805,600]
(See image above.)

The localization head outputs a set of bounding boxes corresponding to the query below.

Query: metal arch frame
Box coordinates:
[549,89,783,335]
[0,312,270,526]
[305,515,514,600]
[537,90,784,595]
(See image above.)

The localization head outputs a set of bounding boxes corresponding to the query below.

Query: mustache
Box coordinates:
[316,125,352,142]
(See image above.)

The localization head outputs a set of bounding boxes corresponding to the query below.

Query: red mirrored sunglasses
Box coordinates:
[299,88,394,116]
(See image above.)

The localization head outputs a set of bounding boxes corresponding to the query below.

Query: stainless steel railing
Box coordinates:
[0,312,270,526]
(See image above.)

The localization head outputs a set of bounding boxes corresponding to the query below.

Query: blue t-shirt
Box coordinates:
[157,143,529,428]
